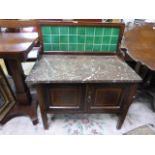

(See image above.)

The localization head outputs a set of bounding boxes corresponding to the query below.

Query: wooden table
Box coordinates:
[123,24,155,111]
[0,32,39,124]
[123,24,155,71]
[26,55,141,129]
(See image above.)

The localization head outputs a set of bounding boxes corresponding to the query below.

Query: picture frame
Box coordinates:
[0,65,16,122]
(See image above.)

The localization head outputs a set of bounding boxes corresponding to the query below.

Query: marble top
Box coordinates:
[26,55,142,84]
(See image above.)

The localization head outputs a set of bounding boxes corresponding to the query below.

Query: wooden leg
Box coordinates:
[37,85,48,129]
[4,59,31,105]
[134,62,141,74]
[117,84,137,129]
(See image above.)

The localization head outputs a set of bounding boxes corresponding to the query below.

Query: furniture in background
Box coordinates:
[123,23,155,111]
[0,20,41,62]
[0,65,16,122]
[26,21,141,129]
[0,30,38,124]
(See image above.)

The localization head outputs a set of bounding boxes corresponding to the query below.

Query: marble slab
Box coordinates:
[26,55,142,84]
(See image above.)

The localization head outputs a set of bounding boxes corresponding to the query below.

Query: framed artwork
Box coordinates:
[0,65,16,122]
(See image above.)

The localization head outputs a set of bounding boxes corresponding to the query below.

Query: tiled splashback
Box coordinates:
[41,26,120,52]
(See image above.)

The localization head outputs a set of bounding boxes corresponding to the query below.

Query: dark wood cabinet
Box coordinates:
[25,21,141,130]
[36,82,138,129]
[26,55,141,130]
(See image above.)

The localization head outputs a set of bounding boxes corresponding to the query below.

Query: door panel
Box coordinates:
[47,84,85,111]
[94,88,122,106]
[87,84,128,112]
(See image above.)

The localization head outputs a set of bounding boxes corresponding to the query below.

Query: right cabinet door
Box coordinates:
[87,84,129,113]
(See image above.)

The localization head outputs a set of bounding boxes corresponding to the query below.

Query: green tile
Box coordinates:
[78,27,85,35]
[42,26,50,34]
[104,28,112,35]
[51,26,59,34]
[102,36,110,44]
[51,35,59,43]
[60,35,69,43]
[69,36,78,43]
[52,44,60,51]
[78,36,85,43]
[60,44,68,51]
[69,27,77,34]
[44,44,51,51]
[43,35,51,43]
[95,27,103,35]
[113,28,120,35]
[69,44,77,51]
[41,26,120,53]
[85,27,94,35]
[86,36,93,44]
[93,45,101,51]
[77,44,84,51]
[85,44,93,51]
[109,44,117,51]
[60,26,69,34]
[101,45,109,51]
[111,36,119,44]
[94,37,102,44]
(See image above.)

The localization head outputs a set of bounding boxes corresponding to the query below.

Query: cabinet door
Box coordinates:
[87,84,128,112]
[46,84,85,112]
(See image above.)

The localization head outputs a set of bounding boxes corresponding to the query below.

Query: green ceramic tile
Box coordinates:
[85,44,93,51]
[85,27,94,35]
[86,36,93,44]
[78,27,85,35]
[109,44,117,51]
[111,36,119,44]
[104,28,112,35]
[51,35,59,43]
[69,27,77,34]
[69,44,77,51]
[77,44,85,51]
[60,26,69,34]
[113,28,120,35]
[52,44,60,51]
[43,35,51,43]
[69,36,78,43]
[42,26,50,34]
[44,44,51,51]
[60,44,68,51]
[93,45,101,51]
[60,35,69,43]
[95,27,103,35]
[78,36,85,43]
[50,26,59,34]
[101,45,109,51]
[94,37,102,44]
[42,25,120,53]
[102,36,110,44]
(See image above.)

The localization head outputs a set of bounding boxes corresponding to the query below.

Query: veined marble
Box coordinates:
[26,55,141,84]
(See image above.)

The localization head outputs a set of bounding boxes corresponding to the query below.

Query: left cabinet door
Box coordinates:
[46,84,85,112]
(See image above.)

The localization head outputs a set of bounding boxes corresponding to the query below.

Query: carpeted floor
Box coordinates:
[0,91,155,135]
